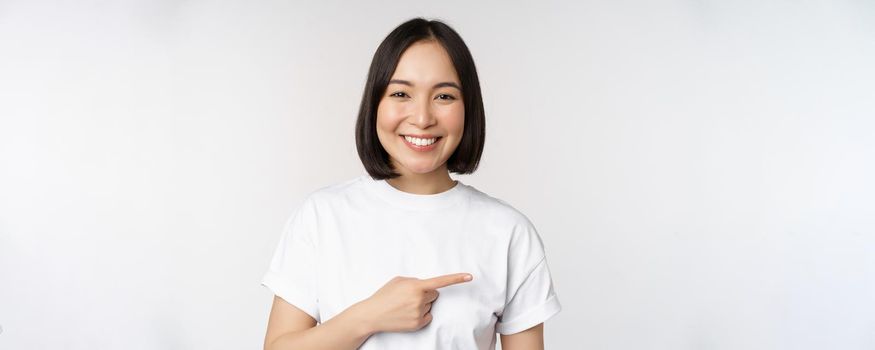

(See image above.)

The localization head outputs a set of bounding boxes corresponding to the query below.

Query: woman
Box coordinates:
[261,17,561,350]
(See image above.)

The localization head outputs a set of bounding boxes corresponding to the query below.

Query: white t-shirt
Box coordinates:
[261,174,561,349]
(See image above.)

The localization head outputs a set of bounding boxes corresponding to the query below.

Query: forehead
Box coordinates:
[390,40,460,84]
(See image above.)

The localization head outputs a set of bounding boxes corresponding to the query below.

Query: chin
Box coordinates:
[401,163,441,174]
[405,167,438,174]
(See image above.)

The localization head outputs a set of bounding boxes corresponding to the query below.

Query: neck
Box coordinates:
[385,164,456,195]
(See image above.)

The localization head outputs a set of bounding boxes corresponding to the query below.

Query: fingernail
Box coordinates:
[464,274,473,281]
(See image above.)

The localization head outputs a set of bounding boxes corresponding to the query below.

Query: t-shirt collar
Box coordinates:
[361,174,468,211]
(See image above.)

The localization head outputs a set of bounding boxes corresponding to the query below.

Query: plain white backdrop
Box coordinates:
[1,0,874,349]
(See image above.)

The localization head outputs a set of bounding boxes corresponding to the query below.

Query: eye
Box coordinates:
[390,91,409,98]
[436,94,456,100]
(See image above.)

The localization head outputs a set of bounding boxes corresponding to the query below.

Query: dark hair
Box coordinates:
[355,17,486,180]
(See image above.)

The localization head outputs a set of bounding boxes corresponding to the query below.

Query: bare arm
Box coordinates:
[499,323,545,350]
[264,296,375,350]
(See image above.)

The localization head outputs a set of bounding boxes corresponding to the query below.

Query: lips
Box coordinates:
[400,134,442,139]
[400,135,441,151]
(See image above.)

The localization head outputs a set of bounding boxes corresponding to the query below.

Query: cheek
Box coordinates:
[376,102,406,132]
[438,105,465,136]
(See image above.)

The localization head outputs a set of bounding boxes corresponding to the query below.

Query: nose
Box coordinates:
[407,97,436,129]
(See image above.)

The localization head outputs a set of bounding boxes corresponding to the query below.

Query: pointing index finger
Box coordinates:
[421,273,473,290]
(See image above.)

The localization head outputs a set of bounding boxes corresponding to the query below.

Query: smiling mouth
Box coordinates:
[400,134,443,139]
[399,135,442,150]
[400,134,442,142]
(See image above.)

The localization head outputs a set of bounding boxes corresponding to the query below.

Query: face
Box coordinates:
[376,40,465,176]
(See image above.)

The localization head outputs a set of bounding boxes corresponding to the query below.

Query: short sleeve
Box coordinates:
[260,197,320,323]
[495,220,562,335]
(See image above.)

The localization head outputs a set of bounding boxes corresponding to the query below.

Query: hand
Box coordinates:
[356,273,473,334]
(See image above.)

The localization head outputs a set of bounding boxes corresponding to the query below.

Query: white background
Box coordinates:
[1,0,874,349]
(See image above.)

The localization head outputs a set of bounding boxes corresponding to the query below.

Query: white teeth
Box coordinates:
[404,135,437,146]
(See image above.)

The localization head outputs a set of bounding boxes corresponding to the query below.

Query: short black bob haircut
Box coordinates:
[355,17,485,180]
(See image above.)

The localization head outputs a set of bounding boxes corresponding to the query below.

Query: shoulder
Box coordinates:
[296,175,369,208]
[464,184,548,263]
[276,176,368,227]
[278,176,368,240]
[463,183,538,231]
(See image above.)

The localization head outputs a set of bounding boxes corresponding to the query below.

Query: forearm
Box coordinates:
[499,323,545,350]
[267,302,376,350]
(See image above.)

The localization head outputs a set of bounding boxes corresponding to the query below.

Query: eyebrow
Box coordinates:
[388,79,461,91]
